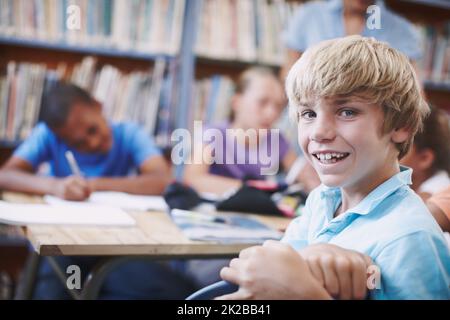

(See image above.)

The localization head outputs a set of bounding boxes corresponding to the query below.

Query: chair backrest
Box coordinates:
[186,281,238,300]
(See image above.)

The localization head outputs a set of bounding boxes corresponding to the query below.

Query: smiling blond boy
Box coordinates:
[219,36,450,300]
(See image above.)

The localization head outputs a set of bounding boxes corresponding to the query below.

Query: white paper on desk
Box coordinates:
[171,210,283,244]
[0,200,135,227]
[44,192,168,212]
[182,227,283,244]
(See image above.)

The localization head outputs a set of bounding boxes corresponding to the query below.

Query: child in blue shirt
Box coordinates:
[0,82,169,199]
[0,82,194,299]
[218,36,450,300]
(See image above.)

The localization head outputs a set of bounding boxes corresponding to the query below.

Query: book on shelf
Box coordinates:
[195,0,302,65]
[0,0,186,56]
[0,56,174,144]
[189,75,234,132]
[418,24,450,86]
[0,61,47,142]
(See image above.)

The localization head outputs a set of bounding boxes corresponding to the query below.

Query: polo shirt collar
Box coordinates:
[320,166,413,217]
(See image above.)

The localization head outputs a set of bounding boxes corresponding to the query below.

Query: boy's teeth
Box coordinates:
[315,152,347,161]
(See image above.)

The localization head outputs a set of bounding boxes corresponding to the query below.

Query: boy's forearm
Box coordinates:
[89,174,171,195]
[0,169,56,195]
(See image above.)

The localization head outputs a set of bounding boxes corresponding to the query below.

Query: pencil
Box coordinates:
[65,150,82,176]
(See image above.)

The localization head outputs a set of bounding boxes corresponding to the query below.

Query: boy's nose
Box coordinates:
[310,115,336,142]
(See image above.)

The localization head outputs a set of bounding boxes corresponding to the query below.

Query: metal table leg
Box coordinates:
[14,251,40,300]
[80,257,132,300]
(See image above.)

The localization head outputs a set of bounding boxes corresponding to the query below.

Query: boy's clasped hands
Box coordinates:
[218,241,373,300]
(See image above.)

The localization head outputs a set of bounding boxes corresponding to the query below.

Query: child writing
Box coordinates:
[0,82,170,199]
[183,67,319,196]
[0,82,193,299]
[400,106,450,200]
[218,36,450,299]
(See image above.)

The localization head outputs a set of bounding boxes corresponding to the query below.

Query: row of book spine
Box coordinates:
[0,57,173,143]
[0,0,186,55]
[195,0,302,65]
[419,24,450,86]
[189,75,235,132]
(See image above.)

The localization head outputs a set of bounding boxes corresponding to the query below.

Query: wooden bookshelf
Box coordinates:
[195,56,280,80]
[0,43,157,76]
[386,0,450,23]
[0,43,166,158]
[1,0,449,156]
[0,37,175,61]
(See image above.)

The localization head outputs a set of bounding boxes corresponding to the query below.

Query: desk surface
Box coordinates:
[2,192,292,257]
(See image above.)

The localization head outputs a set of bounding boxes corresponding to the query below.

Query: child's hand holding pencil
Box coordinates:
[52,175,91,201]
[50,151,91,201]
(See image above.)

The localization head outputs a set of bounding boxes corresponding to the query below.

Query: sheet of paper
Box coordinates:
[0,200,135,227]
[171,209,283,244]
[44,191,168,212]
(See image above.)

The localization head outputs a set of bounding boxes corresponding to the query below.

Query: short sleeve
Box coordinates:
[282,5,310,52]
[13,123,52,170]
[371,230,450,299]
[127,124,162,167]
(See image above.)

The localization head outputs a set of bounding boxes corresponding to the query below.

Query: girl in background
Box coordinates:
[183,67,319,196]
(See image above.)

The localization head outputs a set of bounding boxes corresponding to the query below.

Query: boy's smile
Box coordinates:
[297,96,403,195]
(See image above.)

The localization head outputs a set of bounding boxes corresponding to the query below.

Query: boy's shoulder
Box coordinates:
[307,183,443,240]
[25,122,58,143]
[111,121,141,132]
[110,122,147,139]
[365,186,447,250]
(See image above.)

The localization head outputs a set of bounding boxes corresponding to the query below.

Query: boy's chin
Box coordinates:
[318,175,345,188]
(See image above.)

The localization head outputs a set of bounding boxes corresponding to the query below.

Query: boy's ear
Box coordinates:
[391,127,410,144]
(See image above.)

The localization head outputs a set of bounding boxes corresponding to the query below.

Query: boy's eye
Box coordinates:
[300,110,316,120]
[338,109,357,118]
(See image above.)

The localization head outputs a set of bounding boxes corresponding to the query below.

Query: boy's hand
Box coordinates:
[299,243,373,300]
[53,176,91,201]
[218,240,331,300]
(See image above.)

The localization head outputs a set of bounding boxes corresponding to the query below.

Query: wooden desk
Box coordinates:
[3,192,291,257]
[2,192,292,300]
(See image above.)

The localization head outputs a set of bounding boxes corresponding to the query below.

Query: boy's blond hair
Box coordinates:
[285,35,429,158]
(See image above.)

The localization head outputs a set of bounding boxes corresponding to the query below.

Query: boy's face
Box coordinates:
[297,96,402,192]
[54,102,113,154]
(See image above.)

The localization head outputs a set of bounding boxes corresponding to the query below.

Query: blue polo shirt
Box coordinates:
[282,167,450,299]
[283,0,422,60]
[13,122,161,177]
